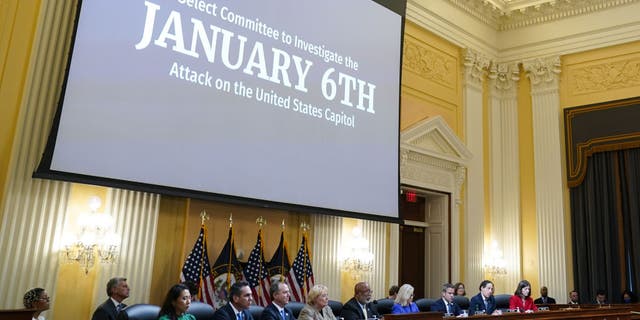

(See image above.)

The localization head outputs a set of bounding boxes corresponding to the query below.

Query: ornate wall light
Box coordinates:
[340,226,374,278]
[61,196,120,274]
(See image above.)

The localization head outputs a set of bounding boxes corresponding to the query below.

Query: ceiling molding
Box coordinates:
[406,0,640,64]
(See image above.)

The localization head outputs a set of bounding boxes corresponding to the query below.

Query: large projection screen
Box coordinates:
[35,0,404,221]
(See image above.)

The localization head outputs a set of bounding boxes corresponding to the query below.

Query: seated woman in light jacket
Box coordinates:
[299,284,337,320]
[391,284,419,314]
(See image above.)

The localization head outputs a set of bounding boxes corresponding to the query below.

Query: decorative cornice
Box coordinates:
[523,56,561,93]
[403,38,457,89]
[568,57,640,95]
[445,0,640,31]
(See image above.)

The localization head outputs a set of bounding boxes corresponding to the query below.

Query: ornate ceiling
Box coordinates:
[406,0,640,62]
[446,0,640,31]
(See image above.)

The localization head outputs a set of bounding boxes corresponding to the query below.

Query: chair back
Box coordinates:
[287,301,306,319]
[248,305,264,320]
[188,301,216,320]
[116,304,160,320]
[415,298,436,312]
[373,298,395,315]
[453,296,470,310]
[328,300,343,316]
[494,294,512,311]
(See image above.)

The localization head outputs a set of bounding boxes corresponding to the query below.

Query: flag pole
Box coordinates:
[227,213,233,293]
[280,220,286,282]
[256,216,267,303]
[300,222,310,301]
[198,210,210,299]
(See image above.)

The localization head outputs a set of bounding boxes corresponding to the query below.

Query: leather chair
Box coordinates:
[248,305,264,320]
[287,301,306,319]
[116,304,160,320]
[188,301,216,320]
[373,298,394,315]
[328,300,343,316]
[494,294,512,311]
[415,298,436,312]
[453,296,470,310]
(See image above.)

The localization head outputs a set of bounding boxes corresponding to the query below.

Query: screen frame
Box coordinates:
[33,0,406,223]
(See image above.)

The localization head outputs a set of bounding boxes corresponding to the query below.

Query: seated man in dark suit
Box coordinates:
[568,290,580,305]
[431,283,463,316]
[263,282,296,320]
[214,281,255,320]
[91,277,130,320]
[594,290,607,305]
[341,282,380,320]
[469,280,500,315]
[533,286,556,304]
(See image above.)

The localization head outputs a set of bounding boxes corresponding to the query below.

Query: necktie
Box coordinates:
[362,305,368,319]
[483,299,488,310]
[117,303,124,312]
[238,312,244,320]
[447,303,452,314]
[281,310,286,320]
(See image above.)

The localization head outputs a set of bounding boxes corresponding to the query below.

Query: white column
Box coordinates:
[523,56,567,302]
[311,215,342,300]
[487,63,521,291]
[462,49,488,288]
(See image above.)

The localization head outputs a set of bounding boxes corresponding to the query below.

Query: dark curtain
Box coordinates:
[570,148,640,303]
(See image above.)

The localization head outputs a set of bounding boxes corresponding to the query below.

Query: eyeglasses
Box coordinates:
[38,297,50,301]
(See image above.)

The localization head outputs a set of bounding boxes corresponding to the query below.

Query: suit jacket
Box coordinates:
[508,295,538,312]
[262,303,296,320]
[430,298,462,316]
[213,303,255,320]
[468,293,497,315]
[341,298,379,320]
[298,304,336,320]
[533,296,556,304]
[91,298,126,320]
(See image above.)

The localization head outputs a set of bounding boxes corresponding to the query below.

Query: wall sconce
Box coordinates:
[61,196,120,274]
[483,240,507,278]
[340,226,374,278]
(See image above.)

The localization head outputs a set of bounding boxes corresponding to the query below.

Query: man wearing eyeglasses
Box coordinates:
[341,282,380,320]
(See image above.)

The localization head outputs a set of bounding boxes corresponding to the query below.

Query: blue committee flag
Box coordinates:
[211,227,244,309]
[268,231,291,283]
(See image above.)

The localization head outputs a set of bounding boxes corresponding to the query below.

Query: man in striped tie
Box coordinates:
[262,282,296,320]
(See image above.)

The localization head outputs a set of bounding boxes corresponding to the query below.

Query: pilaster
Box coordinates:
[462,48,488,288]
[487,63,521,289]
[523,56,568,302]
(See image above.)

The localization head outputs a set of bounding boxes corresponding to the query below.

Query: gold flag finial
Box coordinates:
[200,210,210,224]
[256,216,266,229]
[228,213,233,228]
[300,222,310,233]
[281,219,286,230]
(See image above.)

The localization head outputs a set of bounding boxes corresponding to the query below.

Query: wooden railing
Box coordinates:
[382,306,634,320]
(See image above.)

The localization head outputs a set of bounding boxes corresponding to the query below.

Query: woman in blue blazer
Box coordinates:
[468,280,502,316]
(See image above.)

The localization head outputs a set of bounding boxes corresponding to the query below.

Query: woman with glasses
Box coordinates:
[299,284,336,320]
[391,284,419,314]
[23,288,50,320]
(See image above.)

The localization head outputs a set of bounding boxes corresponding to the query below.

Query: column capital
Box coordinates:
[523,56,561,93]
[488,62,520,91]
[463,48,490,88]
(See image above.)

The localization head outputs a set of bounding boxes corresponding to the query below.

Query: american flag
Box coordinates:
[179,225,216,307]
[287,234,314,302]
[244,230,271,306]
